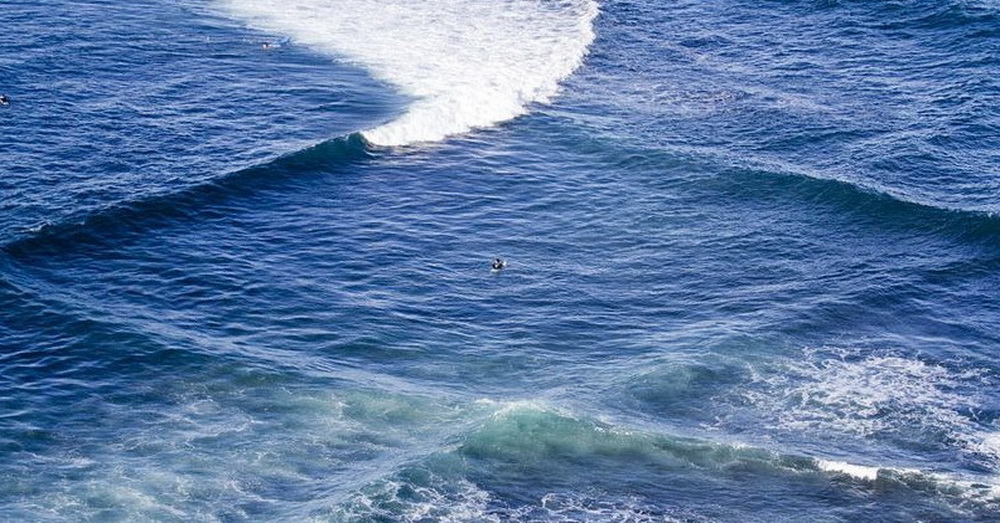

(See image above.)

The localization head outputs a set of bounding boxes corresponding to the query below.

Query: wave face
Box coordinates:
[218,0,598,146]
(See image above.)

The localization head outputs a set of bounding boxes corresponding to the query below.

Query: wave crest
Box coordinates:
[219,0,599,146]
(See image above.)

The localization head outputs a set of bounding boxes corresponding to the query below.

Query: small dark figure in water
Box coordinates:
[0,95,9,106]
[262,37,289,50]
[491,258,507,271]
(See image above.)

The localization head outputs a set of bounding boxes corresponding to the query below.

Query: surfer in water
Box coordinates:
[491,258,507,272]
[261,37,290,51]
[0,94,9,106]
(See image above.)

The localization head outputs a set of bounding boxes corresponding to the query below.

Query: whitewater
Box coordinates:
[218,0,599,146]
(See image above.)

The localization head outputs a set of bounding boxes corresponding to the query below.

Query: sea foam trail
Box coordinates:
[219,0,599,146]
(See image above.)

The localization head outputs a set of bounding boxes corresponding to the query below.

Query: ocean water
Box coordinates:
[2,0,1000,520]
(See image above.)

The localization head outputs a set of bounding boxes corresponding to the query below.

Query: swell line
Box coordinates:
[603,132,1000,249]
[571,123,1000,251]
[719,162,1000,246]
[1,134,371,260]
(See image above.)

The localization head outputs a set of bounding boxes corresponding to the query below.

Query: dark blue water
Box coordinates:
[2,0,1000,520]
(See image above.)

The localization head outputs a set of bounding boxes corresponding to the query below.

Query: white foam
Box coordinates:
[475,397,571,418]
[521,492,691,522]
[330,476,501,522]
[972,431,1000,464]
[218,0,599,146]
[814,457,1000,509]
[814,458,924,483]
[815,459,881,481]
[743,349,999,471]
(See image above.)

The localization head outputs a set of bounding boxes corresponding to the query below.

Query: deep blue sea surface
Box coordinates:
[2,0,1000,520]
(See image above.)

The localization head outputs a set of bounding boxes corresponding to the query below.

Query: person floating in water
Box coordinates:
[0,94,9,106]
[491,258,507,271]
[261,37,290,50]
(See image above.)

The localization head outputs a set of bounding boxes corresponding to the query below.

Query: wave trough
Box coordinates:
[219,0,599,146]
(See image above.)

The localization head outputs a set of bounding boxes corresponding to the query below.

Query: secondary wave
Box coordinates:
[331,399,1000,520]
[217,0,599,146]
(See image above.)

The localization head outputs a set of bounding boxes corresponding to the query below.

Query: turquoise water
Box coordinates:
[2,0,999,520]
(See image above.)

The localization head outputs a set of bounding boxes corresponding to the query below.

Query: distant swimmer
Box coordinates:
[0,95,8,106]
[491,258,507,272]
[261,37,290,50]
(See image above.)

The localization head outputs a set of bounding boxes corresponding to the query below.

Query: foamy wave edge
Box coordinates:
[218,0,599,146]
[816,458,1000,504]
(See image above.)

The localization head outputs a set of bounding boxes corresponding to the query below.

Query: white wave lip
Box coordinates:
[219,0,599,146]
[816,460,881,482]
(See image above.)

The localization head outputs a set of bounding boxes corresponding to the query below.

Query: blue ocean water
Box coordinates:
[2,0,1000,520]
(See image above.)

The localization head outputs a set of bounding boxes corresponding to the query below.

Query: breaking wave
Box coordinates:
[218,0,599,146]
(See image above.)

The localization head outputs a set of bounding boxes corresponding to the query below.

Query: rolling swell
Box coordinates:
[585,131,1000,253]
[866,0,1000,33]
[715,163,1000,248]
[774,0,1000,34]
[4,0,603,258]
[1,134,371,261]
[0,251,294,378]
